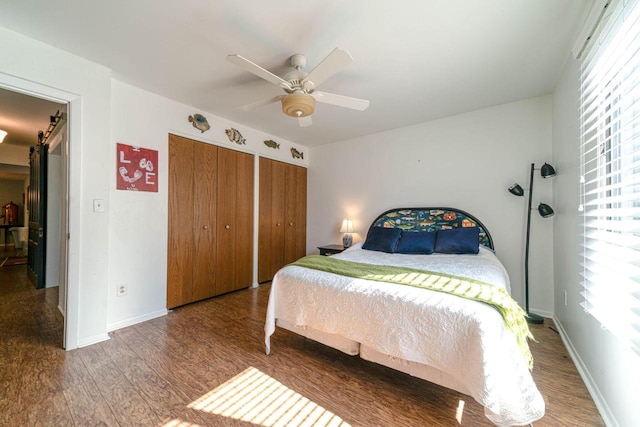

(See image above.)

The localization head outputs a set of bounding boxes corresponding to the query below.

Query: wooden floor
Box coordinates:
[0,248,604,426]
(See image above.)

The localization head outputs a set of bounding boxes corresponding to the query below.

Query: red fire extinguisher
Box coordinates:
[1,201,18,224]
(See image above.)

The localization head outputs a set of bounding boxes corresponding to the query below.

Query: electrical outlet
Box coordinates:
[117,284,127,297]
[564,289,568,306]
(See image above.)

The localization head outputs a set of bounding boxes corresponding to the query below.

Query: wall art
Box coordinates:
[188,113,211,133]
[116,143,158,192]
[264,139,280,149]
[290,147,304,159]
[225,128,246,145]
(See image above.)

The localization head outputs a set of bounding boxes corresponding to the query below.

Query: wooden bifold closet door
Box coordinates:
[258,157,307,283]
[167,134,253,309]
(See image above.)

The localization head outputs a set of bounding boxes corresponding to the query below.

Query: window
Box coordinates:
[579,0,640,355]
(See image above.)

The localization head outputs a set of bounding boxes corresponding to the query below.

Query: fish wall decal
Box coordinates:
[225,128,246,145]
[290,147,304,159]
[188,114,210,133]
[264,139,280,149]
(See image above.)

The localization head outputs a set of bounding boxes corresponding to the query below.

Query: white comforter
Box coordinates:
[265,243,544,426]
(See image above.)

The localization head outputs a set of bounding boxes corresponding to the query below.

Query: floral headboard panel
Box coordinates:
[369,207,494,250]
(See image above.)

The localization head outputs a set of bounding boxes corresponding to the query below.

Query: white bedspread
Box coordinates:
[264,243,544,426]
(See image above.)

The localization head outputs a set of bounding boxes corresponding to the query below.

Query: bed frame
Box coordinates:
[369,207,494,250]
[278,207,495,395]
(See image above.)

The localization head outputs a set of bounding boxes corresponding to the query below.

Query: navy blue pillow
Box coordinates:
[434,227,480,254]
[396,231,436,254]
[362,227,402,253]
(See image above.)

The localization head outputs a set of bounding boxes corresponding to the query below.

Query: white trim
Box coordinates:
[572,0,610,59]
[529,308,553,319]
[553,316,619,427]
[77,333,110,348]
[107,309,168,332]
[0,71,81,351]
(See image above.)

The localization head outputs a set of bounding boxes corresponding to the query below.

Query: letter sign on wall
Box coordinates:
[116,143,158,192]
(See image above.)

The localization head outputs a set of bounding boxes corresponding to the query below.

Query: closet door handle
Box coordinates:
[276,223,281,227]
[289,222,294,227]
[202,225,208,230]
[225,225,231,230]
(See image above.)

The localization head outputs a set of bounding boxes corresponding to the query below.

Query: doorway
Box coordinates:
[0,82,73,349]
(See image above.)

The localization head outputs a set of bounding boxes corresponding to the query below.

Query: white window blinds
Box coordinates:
[579,0,640,356]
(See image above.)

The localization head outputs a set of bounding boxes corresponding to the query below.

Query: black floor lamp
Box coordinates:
[508,162,556,325]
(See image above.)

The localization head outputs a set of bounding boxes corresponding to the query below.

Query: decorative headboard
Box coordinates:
[369,207,494,250]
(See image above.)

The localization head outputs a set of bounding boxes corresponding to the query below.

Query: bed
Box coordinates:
[265,208,545,426]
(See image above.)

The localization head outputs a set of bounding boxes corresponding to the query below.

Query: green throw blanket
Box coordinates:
[291,255,534,369]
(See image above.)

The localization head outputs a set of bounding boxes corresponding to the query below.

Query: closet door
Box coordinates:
[167,134,195,308]
[258,158,273,283]
[258,158,286,282]
[284,164,307,265]
[234,151,254,290]
[216,148,254,294]
[269,160,286,277]
[258,158,306,282]
[192,142,217,301]
[216,147,237,295]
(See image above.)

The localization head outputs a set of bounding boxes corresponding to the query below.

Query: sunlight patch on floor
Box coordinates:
[456,399,465,424]
[188,366,351,427]
[161,419,202,427]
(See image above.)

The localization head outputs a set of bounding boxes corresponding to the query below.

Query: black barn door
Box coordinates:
[27,136,48,289]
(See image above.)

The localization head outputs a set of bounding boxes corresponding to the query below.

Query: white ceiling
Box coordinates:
[0,1,588,147]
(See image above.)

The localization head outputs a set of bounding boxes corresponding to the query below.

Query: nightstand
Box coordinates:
[317,244,345,256]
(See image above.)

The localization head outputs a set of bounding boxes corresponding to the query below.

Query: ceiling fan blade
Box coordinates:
[237,95,284,112]
[227,54,292,90]
[312,91,370,111]
[302,48,353,88]
[298,116,312,127]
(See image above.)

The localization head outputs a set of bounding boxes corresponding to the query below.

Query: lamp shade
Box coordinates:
[282,93,315,118]
[538,203,555,218]
[540,163,556,178]
[340,218,354,233]
[0,129,7,143]
[508,184,525,197]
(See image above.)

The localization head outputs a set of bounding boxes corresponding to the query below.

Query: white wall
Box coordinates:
[308,96,555,314]
[552,54,640,427]
[107,79,308,331]
[0,25,311,346]
[1,26,112,348]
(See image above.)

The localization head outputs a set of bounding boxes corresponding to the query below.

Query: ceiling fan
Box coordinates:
[226,48,370,127]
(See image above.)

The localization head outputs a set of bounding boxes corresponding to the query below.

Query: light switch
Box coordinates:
[93,199,105,213]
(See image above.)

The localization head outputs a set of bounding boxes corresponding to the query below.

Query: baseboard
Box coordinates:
[77,332,111,348]
[106,308,168,333]
[530,308,553,319]
[58,304,65,317]
[552,316,618,427]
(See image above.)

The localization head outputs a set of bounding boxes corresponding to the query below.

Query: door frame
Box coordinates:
[0,73,80,350]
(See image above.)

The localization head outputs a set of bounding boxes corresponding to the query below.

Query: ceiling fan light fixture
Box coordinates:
[282,93,315,118]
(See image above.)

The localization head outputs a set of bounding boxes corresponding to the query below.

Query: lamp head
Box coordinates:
[540,163,556,178]
[508,184,525,197]
[538,203,555,218]
[340,218,354,233]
